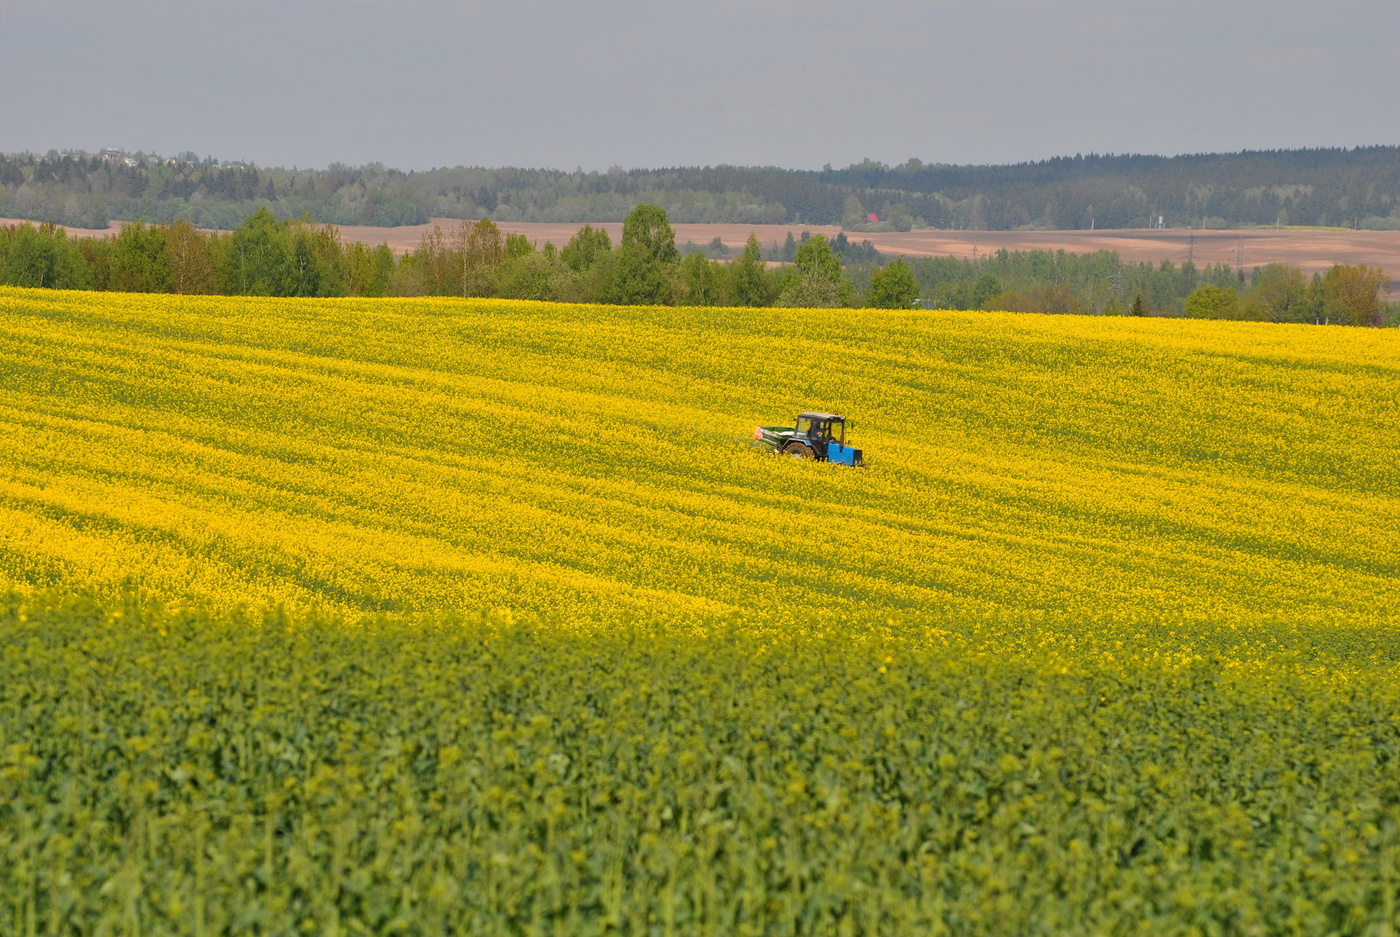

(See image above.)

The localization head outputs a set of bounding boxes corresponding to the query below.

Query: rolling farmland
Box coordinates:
[2,287,1399,934]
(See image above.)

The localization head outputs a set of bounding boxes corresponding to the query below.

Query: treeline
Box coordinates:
[0,153,428,230]
[1,206,1391,325]
[890,250,1393,326]
[4,147,1398,231]
[0,213,393,298]
[0,207,921,309]
[823,148,1400,231]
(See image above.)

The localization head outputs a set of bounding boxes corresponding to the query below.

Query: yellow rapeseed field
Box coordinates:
[2,286,1399,935]
[1,286,1396,632]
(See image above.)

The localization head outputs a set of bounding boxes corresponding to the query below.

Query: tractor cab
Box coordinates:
[753,411,864,466]
[795,412,846,445]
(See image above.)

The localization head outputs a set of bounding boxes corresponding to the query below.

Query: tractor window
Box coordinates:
[795,417,843,441]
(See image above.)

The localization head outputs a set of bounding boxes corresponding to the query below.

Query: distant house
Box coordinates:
[867,212,880,224]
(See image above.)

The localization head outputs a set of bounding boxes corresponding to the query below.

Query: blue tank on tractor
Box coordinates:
[753,411,864,466]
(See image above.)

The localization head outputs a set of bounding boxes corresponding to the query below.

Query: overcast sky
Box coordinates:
[3,0,1396,171]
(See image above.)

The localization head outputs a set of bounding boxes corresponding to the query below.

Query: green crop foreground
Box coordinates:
[4,594,1400,936]
[1,287,1399,933]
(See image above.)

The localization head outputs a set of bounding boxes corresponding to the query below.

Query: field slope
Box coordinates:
[0,286,1396,631]
[2,287,1400,934]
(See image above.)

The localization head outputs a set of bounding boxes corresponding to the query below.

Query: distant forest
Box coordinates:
[2,147,1398,232]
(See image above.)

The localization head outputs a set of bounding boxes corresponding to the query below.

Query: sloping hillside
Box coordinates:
[1,287,1395,635]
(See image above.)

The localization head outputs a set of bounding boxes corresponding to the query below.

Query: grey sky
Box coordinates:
[3,0,1396,171]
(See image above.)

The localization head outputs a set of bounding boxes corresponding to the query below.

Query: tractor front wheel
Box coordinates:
[783,442,816,460]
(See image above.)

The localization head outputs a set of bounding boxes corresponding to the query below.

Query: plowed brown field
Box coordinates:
[341,220,1399,280]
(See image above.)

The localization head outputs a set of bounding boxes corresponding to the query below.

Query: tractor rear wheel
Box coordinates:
[783,442,816,460]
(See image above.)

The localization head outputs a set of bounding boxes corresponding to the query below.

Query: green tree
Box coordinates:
[0,223,89,289]
[1184,283,1240,319]
[933,280,974,310]
[413,225,456,296]
[679,252,721,306]
[76,237,112,291]
[602,204,678,305]
[778,235,850,307]
[462,219,504,297]
[226,207,292,295]
[886,202,914,232]
[841,195,868,230]
[865,259,920,308]
[344,242,394,297]
[971,274,1002,308]
[108,221,172,293]
[286,221,345,297]
[793,234,841,283]
[389,250,427,297]
[497,250,562,301]
[1319,264,1390,326]
[620,204,677,265]
[1242,264,1306,322]
[561,224,612,272]
[728,234,769,308]
[165,220,216,294]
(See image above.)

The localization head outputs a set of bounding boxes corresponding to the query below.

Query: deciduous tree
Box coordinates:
[972,274,1002,309]
[1242,264,1306,322]
[1036,282,1086,316]
[866,259,920,308]
[601,204,678,305]
[226,208,292,296]
[497,250,561,302]
[561,224,612,272]
[165,220,216,294]
[728,234,769,308]
[679,252,721,306]
[778,235,851,307]
[1184,283,1240,319]
[1320,264,1390,326]
[0,222,89,289]
[461,219,504,297]
[108,221,172,293]
[287,220,345,297]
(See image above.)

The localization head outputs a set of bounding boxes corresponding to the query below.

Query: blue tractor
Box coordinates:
[753,411,864,466]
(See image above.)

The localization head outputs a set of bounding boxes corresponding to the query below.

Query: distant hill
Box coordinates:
[2,146,1397,232]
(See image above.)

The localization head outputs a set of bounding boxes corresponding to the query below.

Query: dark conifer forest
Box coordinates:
[3,147,1397,232]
